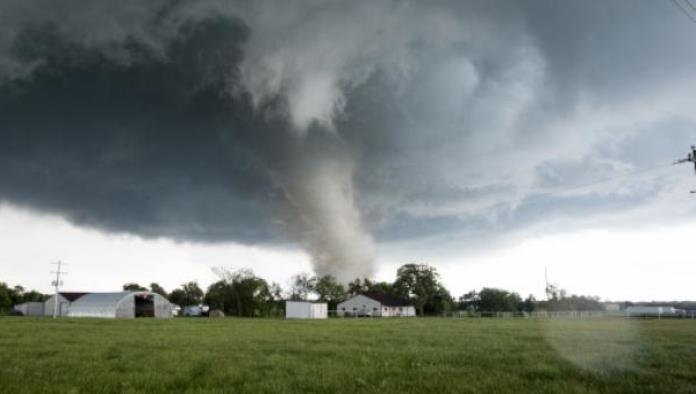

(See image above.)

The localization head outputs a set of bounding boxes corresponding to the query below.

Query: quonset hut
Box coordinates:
[44,292,89,317]
[68,291,174,319]
[65,292,174,319]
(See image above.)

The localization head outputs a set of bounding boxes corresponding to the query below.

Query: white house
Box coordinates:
[285,301,327,319]
[336,293,416,317]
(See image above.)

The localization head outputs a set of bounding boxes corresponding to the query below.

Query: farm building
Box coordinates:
[626,306,683,317]
[68,292,174,318]
[285,301,328,319]
[13,302,45,316]
[337,293,416,317]
[43,292,88,317]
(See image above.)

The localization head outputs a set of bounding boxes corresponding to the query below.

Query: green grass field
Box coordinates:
[1,317,695,393]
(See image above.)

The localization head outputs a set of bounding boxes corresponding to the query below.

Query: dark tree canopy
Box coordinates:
[122,283,147,291]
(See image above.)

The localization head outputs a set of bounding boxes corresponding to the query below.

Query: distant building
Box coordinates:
[603,303,621,312]
[625,306,683,317]
[182,304,210,317]
[337,293,416,317]
[285,301,327,319]
[13,302,45,316]
[68,292,174,318]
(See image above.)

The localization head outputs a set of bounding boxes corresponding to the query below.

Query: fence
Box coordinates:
[438,310,696,319]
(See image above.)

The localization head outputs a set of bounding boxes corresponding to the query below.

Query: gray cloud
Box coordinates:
[1,0,696,279]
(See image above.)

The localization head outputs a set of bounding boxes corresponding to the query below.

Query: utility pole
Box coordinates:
[544,266,558,301]
[50,261,67,318]
[673,145,696,193]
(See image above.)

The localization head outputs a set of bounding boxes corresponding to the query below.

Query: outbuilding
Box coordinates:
[285,301,328,319]
[67,292,174,319]
[626,306,682,317]
[13,302,45,316]
[43,292,88,317]
[337,293,416,317]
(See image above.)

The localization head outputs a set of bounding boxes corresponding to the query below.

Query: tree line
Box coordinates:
[1,263,605,316]
[0,282,48,314]
[123,263,605,316]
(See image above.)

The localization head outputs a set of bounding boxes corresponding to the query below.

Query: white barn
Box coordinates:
[43,292,89,316]
[68,292,174,319]
[285,301,328,319]
[337,293,416,317]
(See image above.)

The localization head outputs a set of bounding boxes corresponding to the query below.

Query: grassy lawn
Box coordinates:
[1,317,695,393]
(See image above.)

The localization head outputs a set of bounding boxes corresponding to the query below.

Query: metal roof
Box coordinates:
[70,292,132,305]
[362,293,412,307]
[58,292,89,302]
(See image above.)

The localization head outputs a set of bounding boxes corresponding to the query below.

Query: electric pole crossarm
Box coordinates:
[50,261,68,318]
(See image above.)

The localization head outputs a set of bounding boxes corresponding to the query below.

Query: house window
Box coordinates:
[373,307,377,311]
[341,307,345,311]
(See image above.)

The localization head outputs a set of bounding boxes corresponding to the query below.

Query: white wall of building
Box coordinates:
[336,295,382,317]
[626,306,679,316]
[336,295,416,317]
[285,301,327,319]
[13,302,45,316]
[43,294,71,317]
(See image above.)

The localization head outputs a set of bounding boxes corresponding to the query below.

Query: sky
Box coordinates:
[1,0,696,301]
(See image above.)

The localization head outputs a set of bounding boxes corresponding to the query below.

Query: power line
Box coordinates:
[686,0,696,12]
[671,0,696,24]
[530,162,673,199]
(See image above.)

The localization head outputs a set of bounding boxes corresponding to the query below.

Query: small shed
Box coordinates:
[67,291,174,319]
[13,302,45,316]
[285,301,327,319]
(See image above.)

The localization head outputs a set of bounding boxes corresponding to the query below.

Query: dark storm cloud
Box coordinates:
[0,15,284,242]
[1,0,696,276]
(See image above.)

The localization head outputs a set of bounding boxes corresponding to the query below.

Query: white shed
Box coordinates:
[285,301,327,319]
[337,293,416,317]
[13,302,45,316]
[67,291,174,319]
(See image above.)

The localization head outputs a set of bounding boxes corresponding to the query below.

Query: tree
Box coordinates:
[289,273,316,301]
[312,275,346,310]
[181,282,204,305]
[167,282,203,306]
[347,278,368,296]
[476,288,522,312]
[0,282,13,313]
[522,295,536,312]
[0,282,47,314]
[149,283,168,297]
[365,280,394,295]
[208,268,281,317]
[168,289,186,307]
[393,264,448,316]
[123,283,147,291]
[541,294,603,311]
